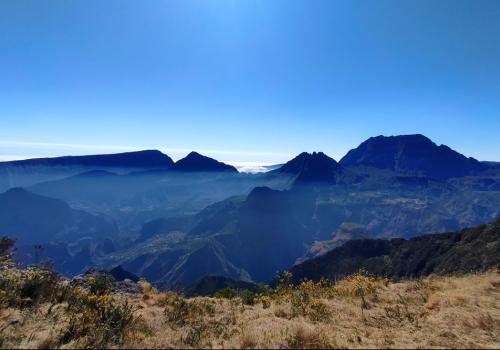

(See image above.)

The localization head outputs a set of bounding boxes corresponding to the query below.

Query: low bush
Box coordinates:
[59,287,140,348]
[214,287,237,300]
[88,271,114,296]
[0,264,63,308]
[164,295,216,328]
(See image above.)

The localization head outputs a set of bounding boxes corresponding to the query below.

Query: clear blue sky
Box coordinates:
[1,0,499,164]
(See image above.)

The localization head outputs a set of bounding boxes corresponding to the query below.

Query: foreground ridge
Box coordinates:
[1,250,498,349]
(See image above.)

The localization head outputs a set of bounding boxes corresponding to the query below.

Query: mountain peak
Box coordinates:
[172,152,238,173]
[186,151,203,157]
[274,152,342,183]
[340,134,487,179]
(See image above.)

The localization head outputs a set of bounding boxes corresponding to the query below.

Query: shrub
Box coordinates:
[240,332,258,349]
[214,287,258,306]
[88,271,114,296]
[0,264,64,308]
[164,296,215,328]
[308,301,331,323]
[238,289,256,305]
[214,287,237,299]
[291,288,311,317]
[59,288,140,348]
[285,325,332,349]
[275,271,294,299]
[253,294,271,309]
[138,278,157,296]
[0,236,15,264]
[333,270,388,307]
[147,290,178,307]
[20,266,60,305]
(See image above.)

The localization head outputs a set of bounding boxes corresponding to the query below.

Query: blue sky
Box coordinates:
[1,0,499,164]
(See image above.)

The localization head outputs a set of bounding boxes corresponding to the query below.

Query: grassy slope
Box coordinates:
[1,271,499,349]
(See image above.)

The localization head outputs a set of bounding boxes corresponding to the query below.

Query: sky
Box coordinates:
[1,0,499,166]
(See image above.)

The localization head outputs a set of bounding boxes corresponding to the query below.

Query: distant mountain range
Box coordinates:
[0,150,238,173]
[1,133,498,288]
[0,150,239,191]
[0,134,496,190]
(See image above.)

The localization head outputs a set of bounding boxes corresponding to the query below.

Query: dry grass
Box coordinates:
[1,271,499,349]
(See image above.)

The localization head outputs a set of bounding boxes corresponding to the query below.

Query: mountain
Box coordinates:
[0,150,174,169]
[109,187,314,288]
[289,219,500,283]
[296,222,369,263]
[0,150,174,191]
[151,240,250,290]
[29,168,267,239]
[109,265,140,282]
[482,161,500,167]
[184,275,259,297]
[216,187,314,282]
[340,134,487,179]
[172,152,238,172]
[14,242,94,276]
[116,165,500,289]
[0,188,118,244]
[272,152,343,183]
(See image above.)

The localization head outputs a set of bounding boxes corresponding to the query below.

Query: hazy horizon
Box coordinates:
[0,131,498,166]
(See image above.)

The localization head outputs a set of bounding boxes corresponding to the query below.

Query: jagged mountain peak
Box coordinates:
[273,151,342,183]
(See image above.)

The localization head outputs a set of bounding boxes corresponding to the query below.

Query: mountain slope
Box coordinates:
[155,240,249,290]
[0,188,118,244]
[123,171,500,288]
[289,219,500,283]
[172,152,237,172]
[340,134,487,179]
[184,275,259,297]
[112,187,315,288]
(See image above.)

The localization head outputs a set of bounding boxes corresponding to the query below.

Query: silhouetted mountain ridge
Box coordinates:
[273,152,342,183]
[0,150,174,169]
[172,152,237,172]
[340,134,487,179]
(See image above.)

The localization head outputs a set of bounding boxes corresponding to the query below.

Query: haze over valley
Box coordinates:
[1,134,498,289]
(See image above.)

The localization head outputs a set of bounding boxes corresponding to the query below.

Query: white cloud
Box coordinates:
[225,161,281,173]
